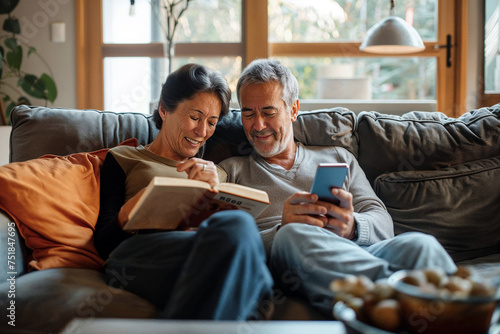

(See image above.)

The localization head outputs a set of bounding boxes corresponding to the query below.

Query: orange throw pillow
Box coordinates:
[0,138,138,271]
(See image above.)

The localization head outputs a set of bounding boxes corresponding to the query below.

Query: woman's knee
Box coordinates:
[202,210,262,249]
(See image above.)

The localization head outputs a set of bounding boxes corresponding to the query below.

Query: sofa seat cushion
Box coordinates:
[357,104,500,185]
[374,156,500,262]
[0,268,156,334]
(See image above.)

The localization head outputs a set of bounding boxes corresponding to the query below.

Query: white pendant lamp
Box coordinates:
[360,0,425,54]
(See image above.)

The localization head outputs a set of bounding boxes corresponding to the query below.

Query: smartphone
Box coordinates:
[310,163,349,205]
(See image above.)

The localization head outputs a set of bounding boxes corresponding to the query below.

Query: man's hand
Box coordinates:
[281,188,356,239]
[320,188,356,239]
[282,192,329,228]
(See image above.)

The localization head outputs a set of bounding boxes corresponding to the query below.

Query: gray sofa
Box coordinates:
[1,104,500,333]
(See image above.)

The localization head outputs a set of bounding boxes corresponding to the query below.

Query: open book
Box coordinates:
[123,176,270,231]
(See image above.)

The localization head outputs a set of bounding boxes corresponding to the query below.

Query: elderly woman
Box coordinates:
[94,64,273,320]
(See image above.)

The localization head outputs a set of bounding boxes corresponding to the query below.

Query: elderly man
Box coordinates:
[219,59,456,317]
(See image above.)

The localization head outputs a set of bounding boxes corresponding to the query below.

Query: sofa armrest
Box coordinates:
[0,210,28,280]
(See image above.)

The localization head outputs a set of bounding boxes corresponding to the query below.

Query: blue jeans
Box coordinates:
[105,210,273,320]
[269,223,457,317]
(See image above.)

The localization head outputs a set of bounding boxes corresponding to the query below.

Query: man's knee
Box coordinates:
[395,232,442,251]
[273,223,311,251]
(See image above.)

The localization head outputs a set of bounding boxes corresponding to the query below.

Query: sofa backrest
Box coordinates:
[10,105,358,164]
[10,105,159,163]
[205,107,358,163]
[356,104,500,185]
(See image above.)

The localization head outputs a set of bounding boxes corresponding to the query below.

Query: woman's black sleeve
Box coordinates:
[94,152,132,260]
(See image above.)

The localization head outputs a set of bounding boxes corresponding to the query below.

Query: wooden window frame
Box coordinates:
[76,0,468,117]
[479,0,500,108]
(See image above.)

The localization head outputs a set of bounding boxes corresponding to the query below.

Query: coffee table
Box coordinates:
[60,319,347,334]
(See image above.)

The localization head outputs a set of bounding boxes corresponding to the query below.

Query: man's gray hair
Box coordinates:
[236,59,299,109]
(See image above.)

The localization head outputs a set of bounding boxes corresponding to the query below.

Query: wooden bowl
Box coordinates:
[388,270,499,334]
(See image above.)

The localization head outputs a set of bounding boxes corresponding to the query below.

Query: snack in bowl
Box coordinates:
[330,275,401,332]
[330,266,499,334]
[389,267,498,334]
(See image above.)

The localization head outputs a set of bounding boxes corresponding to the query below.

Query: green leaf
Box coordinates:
[18,74,47,99]
[40,73,57,102]
[16,95,30,105]
[0,0,20,14]
[4,36,18,50]
[2,17,20,34]
[6,46,22,71]
[0,45,3,77]
[28,46,36,57]
[5,37,22,71]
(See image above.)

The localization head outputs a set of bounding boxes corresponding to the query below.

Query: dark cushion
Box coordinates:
[357,104,500,185]
[374,156,500,262]
[10,105,158,162]
[204,107,357,163]
[0,268,156,333]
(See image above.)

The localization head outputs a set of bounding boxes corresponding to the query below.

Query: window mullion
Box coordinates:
[243,0,268,65]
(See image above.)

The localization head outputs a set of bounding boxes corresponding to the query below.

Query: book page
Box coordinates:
[217,183,270,204]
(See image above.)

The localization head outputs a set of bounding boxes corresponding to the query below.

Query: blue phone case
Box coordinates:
[310,163,349,204]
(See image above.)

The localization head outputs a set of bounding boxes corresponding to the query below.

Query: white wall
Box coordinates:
[6,0,77,109]
[0,126,11,166]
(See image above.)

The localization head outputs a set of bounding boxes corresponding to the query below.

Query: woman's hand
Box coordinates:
[117,188,146,228]
[177,158,219,188]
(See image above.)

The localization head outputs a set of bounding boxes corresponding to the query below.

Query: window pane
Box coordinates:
[274,57,436,100]
[104,58,154,113]
[171,57,242,101]
[150,56,242,107]
[484,0,500,93]
[168,0,242,43]
[104,57,242,113]
[103,0,154,44]
[269,0,437,42]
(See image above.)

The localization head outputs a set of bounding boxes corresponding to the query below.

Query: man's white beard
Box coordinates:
[253,140,283,158]
[251,130,292,158]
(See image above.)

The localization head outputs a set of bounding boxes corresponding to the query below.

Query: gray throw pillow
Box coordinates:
[374,156,500,262]
[357,104,500,185]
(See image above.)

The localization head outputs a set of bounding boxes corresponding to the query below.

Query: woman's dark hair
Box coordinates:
[152,63,231,130]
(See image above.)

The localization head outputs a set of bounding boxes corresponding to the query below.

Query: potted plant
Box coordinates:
[0,0,57,125]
